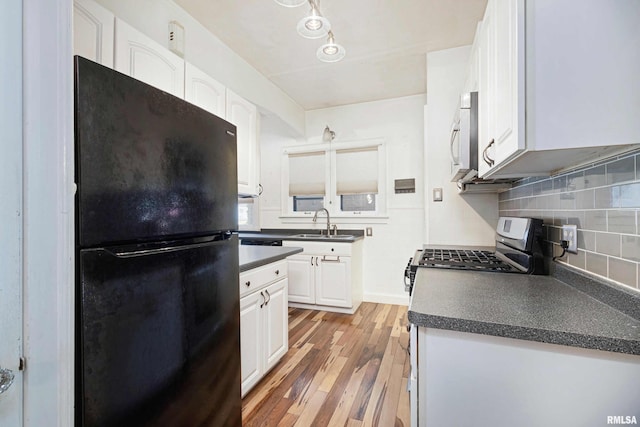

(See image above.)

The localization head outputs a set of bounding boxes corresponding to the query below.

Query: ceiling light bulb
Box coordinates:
[305,18,323,31]
[323,45,338,55]
[273,0,307,7]
[296,3,330,39]
[317,31,346,63]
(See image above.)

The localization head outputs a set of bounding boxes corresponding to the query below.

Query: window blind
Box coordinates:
[336,147,378,195]
[288,151,325,196]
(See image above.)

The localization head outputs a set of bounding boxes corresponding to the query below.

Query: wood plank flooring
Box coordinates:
[242,303,411,427]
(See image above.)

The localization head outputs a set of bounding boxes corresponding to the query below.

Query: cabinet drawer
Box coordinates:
[240,260,287,297]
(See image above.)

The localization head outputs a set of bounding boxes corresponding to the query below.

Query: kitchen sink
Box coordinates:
[292,234,354,239]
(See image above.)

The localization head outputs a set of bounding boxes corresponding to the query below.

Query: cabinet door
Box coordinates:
[184,62,226,118]
[263,278,288,372]
[240,291,263,397]
[226,89,258,196]
[286,255,315,304]
[478,0,525,177]
[463,22,482,93]
[73,0,114,67]
[315,256,351,308]
[114,18,185,98]
[477,1,494,178]
[490,0,524,166]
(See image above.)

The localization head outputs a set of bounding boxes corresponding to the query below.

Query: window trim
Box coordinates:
[281,138,387,219]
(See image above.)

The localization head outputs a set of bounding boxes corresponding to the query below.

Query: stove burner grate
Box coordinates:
[418,249,515,271]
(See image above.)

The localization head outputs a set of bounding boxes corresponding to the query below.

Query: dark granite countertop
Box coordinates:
[408,264,640,356]
[239,228,364,243]
[239,245,303,272]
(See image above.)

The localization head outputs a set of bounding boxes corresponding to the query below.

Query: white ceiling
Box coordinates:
[174,0,487,110]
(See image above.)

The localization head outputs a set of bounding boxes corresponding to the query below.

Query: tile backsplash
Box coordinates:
[499,149,640,291]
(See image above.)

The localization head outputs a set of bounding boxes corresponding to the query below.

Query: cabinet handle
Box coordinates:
[257,184,263,195]
[260,291,265,308]
[264,289,271,306]
[321,255,341,263]
[245,281,251,287]
[275,269,280,275]
[310,257,314,266]
[482,138,495,167]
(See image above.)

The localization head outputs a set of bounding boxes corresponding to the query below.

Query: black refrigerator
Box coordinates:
[74,56,241,427]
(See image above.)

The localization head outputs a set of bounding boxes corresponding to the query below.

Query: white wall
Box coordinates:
[425,47,498,245]
[260,94,427,305]
[95,0,305,136]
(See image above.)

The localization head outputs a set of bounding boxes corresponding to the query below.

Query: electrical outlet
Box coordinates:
[562,224,578,254]
[366,227,373,237]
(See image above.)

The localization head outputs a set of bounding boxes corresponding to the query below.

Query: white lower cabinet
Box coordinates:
[239,260,288,397]
[413,327,640,426]
[283,240,362,314]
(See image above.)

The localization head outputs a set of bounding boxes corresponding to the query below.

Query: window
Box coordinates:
[336,147,378,213]
[288,151,326,212]
[293,196,324,212]
[340,194,376,212]
[282,139,385,218]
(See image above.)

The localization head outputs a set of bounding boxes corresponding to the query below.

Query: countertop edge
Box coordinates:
[238,229,365,243]
[239,246,303,272]
[407,311,640,356]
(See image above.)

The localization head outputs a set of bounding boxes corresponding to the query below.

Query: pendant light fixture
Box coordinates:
[273,0,306,7]
[275,0,346,63]
[317,31,345,62]
[296,0,330,39]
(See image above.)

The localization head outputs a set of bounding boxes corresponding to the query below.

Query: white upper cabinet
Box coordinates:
[184,63,226,118]
[226,89,258,196]
[477,0,640,178]
[73,0,114,67]
[114,18,185,98]
[463,22,482,94]
[478,0,525,177]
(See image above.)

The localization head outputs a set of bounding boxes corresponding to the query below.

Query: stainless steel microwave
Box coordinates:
[449,91,478,182]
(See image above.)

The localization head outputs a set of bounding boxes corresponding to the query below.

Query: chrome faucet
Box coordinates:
[312,208,331,235]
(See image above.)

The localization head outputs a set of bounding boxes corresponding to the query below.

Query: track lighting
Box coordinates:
[296,1,330,39]
[275,0,345,63]
[317,31,345,62]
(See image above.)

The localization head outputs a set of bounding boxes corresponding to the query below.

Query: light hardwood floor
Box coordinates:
[242,302,411,427]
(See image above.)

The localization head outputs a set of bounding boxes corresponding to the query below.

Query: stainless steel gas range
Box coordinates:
[404,217,545,295]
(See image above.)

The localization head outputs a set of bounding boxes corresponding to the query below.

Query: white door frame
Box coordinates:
[0,0,25,424]
[22,0,75,425]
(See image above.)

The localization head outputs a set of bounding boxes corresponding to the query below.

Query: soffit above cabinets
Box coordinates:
[174,0,487,110]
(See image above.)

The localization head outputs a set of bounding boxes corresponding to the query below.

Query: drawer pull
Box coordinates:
[245,281,251,287]
[275,269,280,275]
[321,255,341,263]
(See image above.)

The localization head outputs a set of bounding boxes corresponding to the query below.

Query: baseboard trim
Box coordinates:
[363,293,410,306]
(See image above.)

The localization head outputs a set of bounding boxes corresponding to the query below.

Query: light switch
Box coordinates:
[433,188,443,202]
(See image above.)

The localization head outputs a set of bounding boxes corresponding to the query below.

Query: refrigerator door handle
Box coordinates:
[107,233,234,258]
